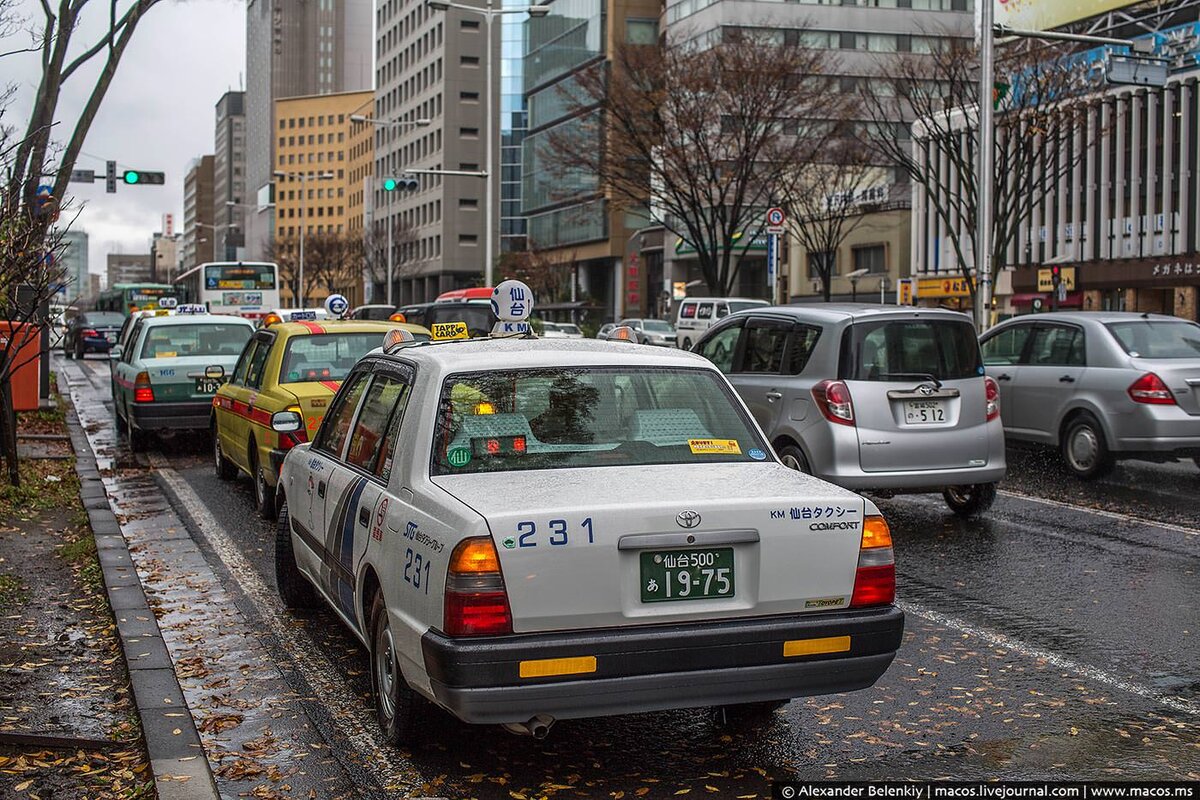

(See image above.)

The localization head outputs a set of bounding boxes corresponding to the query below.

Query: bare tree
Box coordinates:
[362,220,418,302]
[541,30,842,296]
[785,135,883,301]
[499,242,579,307]
[858,37,1097,316]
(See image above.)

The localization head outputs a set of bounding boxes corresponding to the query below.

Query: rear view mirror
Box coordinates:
[271,409,303,433]
[109,345,123,360]
[205,365,225,380]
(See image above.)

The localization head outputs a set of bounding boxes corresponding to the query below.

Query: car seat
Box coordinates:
[630,409,711,447]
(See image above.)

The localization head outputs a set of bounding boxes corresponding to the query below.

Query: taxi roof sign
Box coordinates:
[175,304,208,315]
[431,321,470,341]
[324,294,349,319]
[491,280,533,322]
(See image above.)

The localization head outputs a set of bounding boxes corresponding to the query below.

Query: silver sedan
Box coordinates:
[979,311,1200,478]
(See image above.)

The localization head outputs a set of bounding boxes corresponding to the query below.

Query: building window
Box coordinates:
[807,250,836,278]
[626,18,658,44]
[460,127,479,138]
[852,244,886,273]
[459,234,478,244]
[461,55,480,66]
[459,198,478,209]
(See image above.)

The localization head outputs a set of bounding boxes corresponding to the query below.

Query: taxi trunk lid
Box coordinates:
[432,463,869,634]
[278,380,343,438]
[145,356,239,402]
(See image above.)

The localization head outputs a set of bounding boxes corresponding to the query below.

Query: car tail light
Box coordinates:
[444,537,512,636]
[1127,372,1175,405]
[984,375,1001,422]
[812,380,855,426]
[133,371,154,403]
[850,515,895,608]
[81,328,98,338]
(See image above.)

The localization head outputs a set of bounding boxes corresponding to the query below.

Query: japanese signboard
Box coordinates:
[916,276,971,299]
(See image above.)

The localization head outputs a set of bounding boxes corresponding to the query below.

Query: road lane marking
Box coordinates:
[152,459,421,793]
[997,489,1200,538]
[899,600,1200,718]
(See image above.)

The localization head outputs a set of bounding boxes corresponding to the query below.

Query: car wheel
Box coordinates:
[682,337,692,351]
[942,483,998,517]
[126,416,147,453]
[369,590,424,747]
[213,424,237,480]
[1061,413,1115,480]
[274,499,319,609]
[777,443,811,473]
[715,699,788,727]
[251,449,277,520]
[114,407,127,434]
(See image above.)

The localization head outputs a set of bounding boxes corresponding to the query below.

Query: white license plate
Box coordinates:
[903,399,946,425]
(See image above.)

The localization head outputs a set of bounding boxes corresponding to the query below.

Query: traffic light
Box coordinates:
[1050,264,1062,289]
[382,175,419,192]
[122,170,165,186]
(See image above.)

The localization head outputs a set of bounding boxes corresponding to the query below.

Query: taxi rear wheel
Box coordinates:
[370,591,424,747]
[777,443,810,473]
[212,424,237,480]
[114,407,127,434]
[274,499,319,609]
[942,483,997,517]
[126,418,147,453]
[251,449,277,520]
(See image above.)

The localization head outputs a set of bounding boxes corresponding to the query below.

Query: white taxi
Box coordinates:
[273,283,904,744]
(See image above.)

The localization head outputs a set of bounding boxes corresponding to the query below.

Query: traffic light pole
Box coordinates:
[976,0,995,332]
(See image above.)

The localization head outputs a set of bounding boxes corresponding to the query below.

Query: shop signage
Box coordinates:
[1150,261,1199,278]
[916,276,972,299]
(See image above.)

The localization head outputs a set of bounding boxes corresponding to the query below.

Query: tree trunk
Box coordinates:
[0,378,19,488]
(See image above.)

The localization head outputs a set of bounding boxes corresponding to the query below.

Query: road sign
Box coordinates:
[766,207,785,227]
[766,232,779,299]
[106,161,117,193]
[69,169,96,183]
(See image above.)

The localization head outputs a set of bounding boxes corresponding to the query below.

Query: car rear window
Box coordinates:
[139,323,252,359]
[280,333,387,383]
[840,319,983,382]
[85,312,125,327]
[1105,320,1200,359]
[431,367,769,475]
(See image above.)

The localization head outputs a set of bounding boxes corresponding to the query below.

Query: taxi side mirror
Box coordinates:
[109,345,123,360]
[271,409,303,433]
[205,365,225,380]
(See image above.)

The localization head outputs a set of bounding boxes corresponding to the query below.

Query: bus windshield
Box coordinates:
[205,263,276,290]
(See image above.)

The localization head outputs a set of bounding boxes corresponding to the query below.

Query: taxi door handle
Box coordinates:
[997,373,1012,381]
[765,391,782,402]
[358,507,370,526]
[317,480,326,498]
[1059,375,1076,383]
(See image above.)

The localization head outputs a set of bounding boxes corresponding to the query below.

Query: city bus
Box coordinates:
[96,283,189,316]
[174,261,280,321]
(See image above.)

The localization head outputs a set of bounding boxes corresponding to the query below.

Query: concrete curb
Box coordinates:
[58,374,221,800]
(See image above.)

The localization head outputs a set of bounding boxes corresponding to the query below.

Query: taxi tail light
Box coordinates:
[133,371,154,403]
[850,515,895,608]
[444,537,512,636]
[813,380,855,426]
[985,376,1001,421]
[1128,372,1175,405]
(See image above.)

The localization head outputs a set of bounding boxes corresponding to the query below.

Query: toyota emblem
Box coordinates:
[918,384,936,396]
[676,510,701,529]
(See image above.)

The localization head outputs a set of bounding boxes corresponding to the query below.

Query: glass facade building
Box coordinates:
[501,2,529,253]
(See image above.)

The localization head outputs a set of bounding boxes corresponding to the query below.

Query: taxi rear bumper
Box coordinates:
[130,401,213,431]
[421,606,903,724]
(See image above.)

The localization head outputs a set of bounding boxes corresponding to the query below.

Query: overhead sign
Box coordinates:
[916,276,971,299]
[1037,267,1077,291]
[993,0,1141,34]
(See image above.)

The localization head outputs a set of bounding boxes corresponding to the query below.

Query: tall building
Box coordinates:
[151,233,181,283]
[500,1,528,255]
[374,0,502,304]
[244,0,373,262]
[273,90,375,304]
[106,254,153,287]
[214,91,247,261]
[182,155,216,271]
[521,0,661,320]
[59,230,89,304]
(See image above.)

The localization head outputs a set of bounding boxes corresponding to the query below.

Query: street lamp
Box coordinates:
[274,170,334,306]
[425,0,552,289]
[352,116,433,305]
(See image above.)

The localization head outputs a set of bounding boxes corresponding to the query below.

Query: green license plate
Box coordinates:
[194,378,221,394]
[640,547,734,603]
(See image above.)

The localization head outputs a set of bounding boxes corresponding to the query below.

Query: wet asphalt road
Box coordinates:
[62,355,1200,797]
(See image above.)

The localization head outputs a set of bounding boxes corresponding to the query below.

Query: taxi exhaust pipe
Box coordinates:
[502,714,555,739]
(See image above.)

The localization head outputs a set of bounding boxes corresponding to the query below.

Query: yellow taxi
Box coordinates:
[211,310,430,519]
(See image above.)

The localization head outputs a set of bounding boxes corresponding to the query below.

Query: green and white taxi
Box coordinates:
[273,283,904,744]
[111,307,255,452]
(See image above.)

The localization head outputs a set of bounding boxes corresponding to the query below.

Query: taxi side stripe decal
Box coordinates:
[297,321,325,334]
[320,380,341,393]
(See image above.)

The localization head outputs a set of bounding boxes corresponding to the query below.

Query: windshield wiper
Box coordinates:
[879,372,943,389]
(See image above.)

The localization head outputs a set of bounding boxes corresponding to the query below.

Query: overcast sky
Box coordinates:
[6,0,246,279]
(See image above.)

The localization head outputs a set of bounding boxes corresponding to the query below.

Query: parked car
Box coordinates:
[596,323,616,340]
[693,304,1005,516]
[349,304,398,321]
[675,297,769,350]
[393,302,435,328]
[617,318,677,347]
[537,321,570,339]
[979,311,1200,478]
[543,321,585,339]
[63,311,126,359]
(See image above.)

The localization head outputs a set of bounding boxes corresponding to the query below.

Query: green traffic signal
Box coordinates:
[123,170,140,184]
[383,178,397,191]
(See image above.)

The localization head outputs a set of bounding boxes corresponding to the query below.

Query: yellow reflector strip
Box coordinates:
[519,656,597,679]
[783,636,851,658]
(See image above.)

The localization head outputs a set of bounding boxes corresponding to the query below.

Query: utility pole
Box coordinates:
[976,0,995,331]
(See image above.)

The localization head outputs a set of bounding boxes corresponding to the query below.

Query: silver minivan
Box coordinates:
[675,297,769,350]
[979,311,1200,478]
[694,304,1006,516]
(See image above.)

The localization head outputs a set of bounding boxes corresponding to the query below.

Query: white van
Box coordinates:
[675,297,769,350]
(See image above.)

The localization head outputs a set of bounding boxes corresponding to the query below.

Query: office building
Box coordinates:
[214,91,247,261]
[59,230,89,304]
[182,155,215,271]
[151,233,181,283]
[244,0,373,262]
[106,254,153,287]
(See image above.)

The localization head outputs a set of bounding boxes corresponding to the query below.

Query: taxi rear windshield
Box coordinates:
[139,324,251,359]
[280,333,388,383]
[839,319,982,382]
[431,367,769,475]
